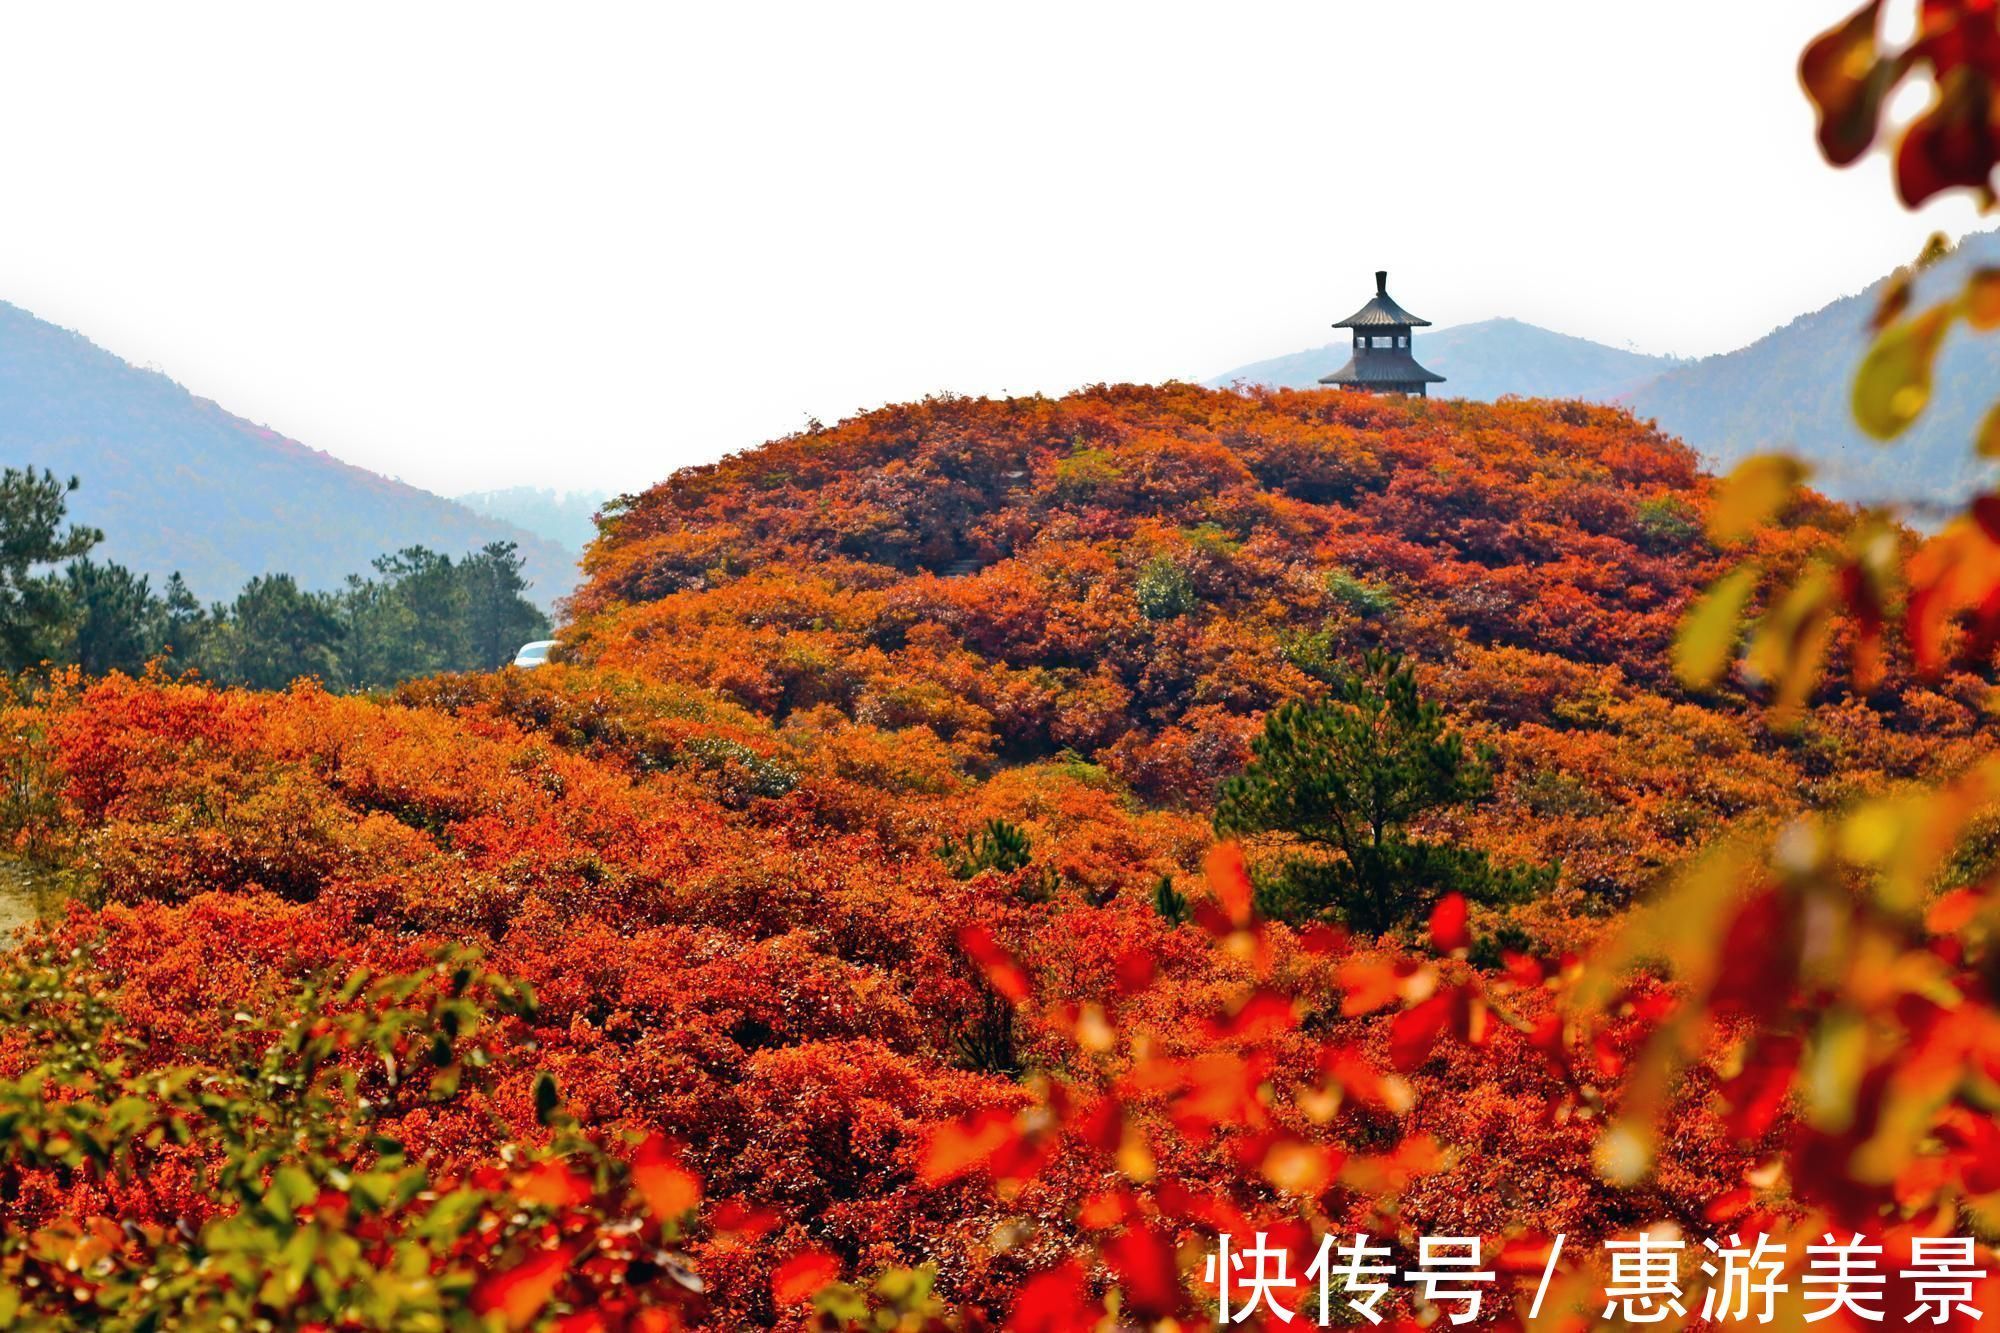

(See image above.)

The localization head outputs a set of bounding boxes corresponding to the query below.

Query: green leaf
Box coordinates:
[533,1070,561,1126]
[1674,566,1761,687]
[1854,305,1953,440]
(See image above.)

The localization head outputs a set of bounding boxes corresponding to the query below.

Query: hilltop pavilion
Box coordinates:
[1319,270,1446,397]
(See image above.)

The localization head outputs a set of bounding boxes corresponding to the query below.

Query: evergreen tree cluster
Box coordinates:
[1,467,549,688]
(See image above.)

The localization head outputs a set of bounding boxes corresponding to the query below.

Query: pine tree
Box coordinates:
[462,541,546,669]
[61,559,161,675]
[1215,651,1552,932]
[0,469,101,671]
[210,574,346,690]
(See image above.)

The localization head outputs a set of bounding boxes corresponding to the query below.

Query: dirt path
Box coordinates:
[0,857,58,936]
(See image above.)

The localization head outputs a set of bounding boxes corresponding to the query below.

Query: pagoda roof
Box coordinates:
[1319,349,1446,386]
[1334,271,1432,329]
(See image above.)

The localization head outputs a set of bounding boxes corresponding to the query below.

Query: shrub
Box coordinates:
[1134,556,1197,621]
[937,817,1033,878]
[1325,567,1397,618]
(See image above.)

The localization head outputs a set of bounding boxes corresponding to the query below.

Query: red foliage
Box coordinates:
[0,385,1995,1326]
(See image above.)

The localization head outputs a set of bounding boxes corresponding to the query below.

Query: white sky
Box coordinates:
[0,1,1978,496]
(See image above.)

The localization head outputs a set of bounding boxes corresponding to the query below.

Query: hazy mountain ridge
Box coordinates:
[1627,233,2000,508]
[0,302,577,607]
[455,486,609,555]
[1207,317,1677,403]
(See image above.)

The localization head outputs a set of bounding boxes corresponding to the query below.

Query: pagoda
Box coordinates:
[1319,270,1446,397]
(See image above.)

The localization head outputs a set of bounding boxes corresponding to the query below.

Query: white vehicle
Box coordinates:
[511,639,561,669]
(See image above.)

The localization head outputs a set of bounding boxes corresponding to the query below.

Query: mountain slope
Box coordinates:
[0,302,577,606]
[455,485,609,554]
[1208,317,1675,402]
[1627,232,2000,509]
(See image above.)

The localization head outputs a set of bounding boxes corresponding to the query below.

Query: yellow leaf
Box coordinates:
[1745,566,1837,721]
[1853,305,1953,440]
[1708,456,1808,546]
[1593,1122,1653,1187]
[1802,1007,1866,1133]
[1978,401,2000,457]
[1836,799,1901,866]
[1674,566,1760,686]
[1963,267,2000,330]
[1261,1138,1337,1196]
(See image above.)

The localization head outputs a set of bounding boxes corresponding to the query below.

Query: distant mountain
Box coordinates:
[0,302,577,607]
[1627,232,2000,510]
[1207,317,1676,403]
[455,486,609,555]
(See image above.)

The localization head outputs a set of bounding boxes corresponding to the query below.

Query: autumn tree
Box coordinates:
[1215,651,1547,931]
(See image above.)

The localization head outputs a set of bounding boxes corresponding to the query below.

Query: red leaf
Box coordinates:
[1429,893,1470,954]
[1297,923,1349,956]
[1896,66,2000,208]
[1710,892,1799,1022]
[472,1243,579,1331]
[1501,951,1545,987]
[1705,1186,1755,1224]
[1928,887,1984,936]
[708,1197,780,1237]
[1721,1035,1801,1140]
[1007,1260,1105,1333]
[919,1106,1020,1184]
[1201,987,1297,1042]
[1106,1224,1182,1319]
[1389,992,1453,1072]
[1077,1188,1138,1230]
[1112,946,1156,995]
[958,925,1031,1004]
[630,1134,702,1221]
[1495,1234,1561,1276]
[1204,842,1255,927]
[1907,579,1948,676]
[1800,0,1889,165]
[772,1248,842,1306]
[1336,955,1407,1016]
[514,1159,593,1209]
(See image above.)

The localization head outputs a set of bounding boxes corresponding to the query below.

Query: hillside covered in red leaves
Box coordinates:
[2,384,1995,1329]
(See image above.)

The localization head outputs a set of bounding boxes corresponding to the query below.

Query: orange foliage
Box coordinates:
[0,385,1996,1326]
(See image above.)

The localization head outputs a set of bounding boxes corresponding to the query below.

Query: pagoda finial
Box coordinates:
[1376,269,1388,296]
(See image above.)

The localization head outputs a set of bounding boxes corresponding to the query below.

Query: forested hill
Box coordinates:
[1207,317,1675,402]
[1628,231,2000,510]
[12,385,1987,1325]
[567,383,1960,900]
[0,301,577,606]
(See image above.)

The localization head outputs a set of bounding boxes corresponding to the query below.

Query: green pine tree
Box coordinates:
[0,469,101,672]
[1215,651,1552,932]
[61,559,162,676]
[208,574,346,690]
